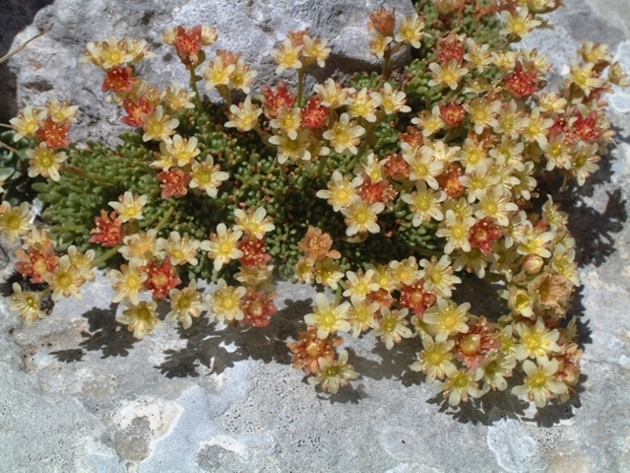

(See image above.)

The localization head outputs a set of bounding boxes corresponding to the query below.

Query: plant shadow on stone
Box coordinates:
[49,304,140,362]
[155,297,312,378]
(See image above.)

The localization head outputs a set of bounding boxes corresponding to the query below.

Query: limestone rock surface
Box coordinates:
[2,0,413,146]
[1,1,630,472]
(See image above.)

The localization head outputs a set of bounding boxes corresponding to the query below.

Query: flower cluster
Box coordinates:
[2,0,627,411]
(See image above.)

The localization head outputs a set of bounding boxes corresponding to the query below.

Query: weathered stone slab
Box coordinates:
[1,1,630,472]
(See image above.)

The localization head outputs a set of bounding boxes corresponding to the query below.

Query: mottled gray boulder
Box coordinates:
[3,0,414,146]
[2,1,630,472]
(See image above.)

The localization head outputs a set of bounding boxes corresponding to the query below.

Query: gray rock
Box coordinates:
[1,1,630,472]
[3,0,414,146]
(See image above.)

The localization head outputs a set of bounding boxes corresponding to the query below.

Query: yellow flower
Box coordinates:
[26,142,67,181]
[428,59,468,90]
[202,56,236,90]
[410,336,456,383]
[108,262,148,305]
[371,307,413,350]
[316,171,363,212]
[466,98,500,135]
[400,142,444,188]
[571,142,600,186]
[322,113,365,155]
[233,207,275,239]
[118,230,161,266]
[347,299,379,337]
[109,191,148,222]
[142,106,179,143]
[366,262,398,292]
[160,134,200,167]
[67,245,95,282]
[436,366,485,406]
[512,357,567,407]
[482,352,516,391]
[304,293,351,339]
[541,133,572,171]
[313,258,344,290]
[0,201,32,243]
[268,130,312,164]
[307,350,359,394]
[189,157,229,198]
[514,318,562,361]
[200,223,243,271]
[566,60,605,97]
[522,107,554,146]
[224,96,263,132]
[516,222,554,258]
[313,78,349,108]
[459,161,500,203]
[302,35,331,68]
[368,31,393,59]
[401,181,447,226]
[164,82,195,112]
[9,105,46,141]
[228,57,258,93]
[436,210,476,254]
[578,41,612,64]
[269,38,303,74]
[389,257,420,286]
[45,97,79,123]
[493,100,530,139]
[83,37,153,70]
[346,88,381,123]
[423,298,470,342]
[379,82,411,114]
[166,280,206,329]
[269,107,302,139]
[464,38,492,73]
[207,278,246,323]
[341,197,384,236]
[157,231,200,266]
[474,186,519,227]
[499,7,541,39]
[420,255,461,298]
[342,269,379,304]
[44,255,84,301]
[234,265,276,291]
[117,300,162,339]
[9,283,47,326]
[395,13,425,48]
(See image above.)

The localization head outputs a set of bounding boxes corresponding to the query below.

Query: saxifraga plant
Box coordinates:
[2,0,628,408]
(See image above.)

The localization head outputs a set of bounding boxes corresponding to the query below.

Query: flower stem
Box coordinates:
[49,225,85,232]
[297,68,306,107]
[64,166,118,185]
[189,70,204,111]
[154,206,175,232]
[92,245,122,267]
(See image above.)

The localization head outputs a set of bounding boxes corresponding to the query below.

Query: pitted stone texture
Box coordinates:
[5,0,414,146]
[2,1,630,473]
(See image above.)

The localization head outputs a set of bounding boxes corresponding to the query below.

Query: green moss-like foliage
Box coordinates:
[35,101,437,281]
[29,0,505,283]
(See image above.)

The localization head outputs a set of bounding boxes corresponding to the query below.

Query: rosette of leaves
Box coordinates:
[33,99,439,281]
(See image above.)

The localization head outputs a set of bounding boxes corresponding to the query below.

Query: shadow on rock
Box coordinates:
[78,303,139,358]
[526,373,586,427]
[426,387,529,426]
[155,297,313,379]
[50,348,84,363]
[561,188,627,267]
